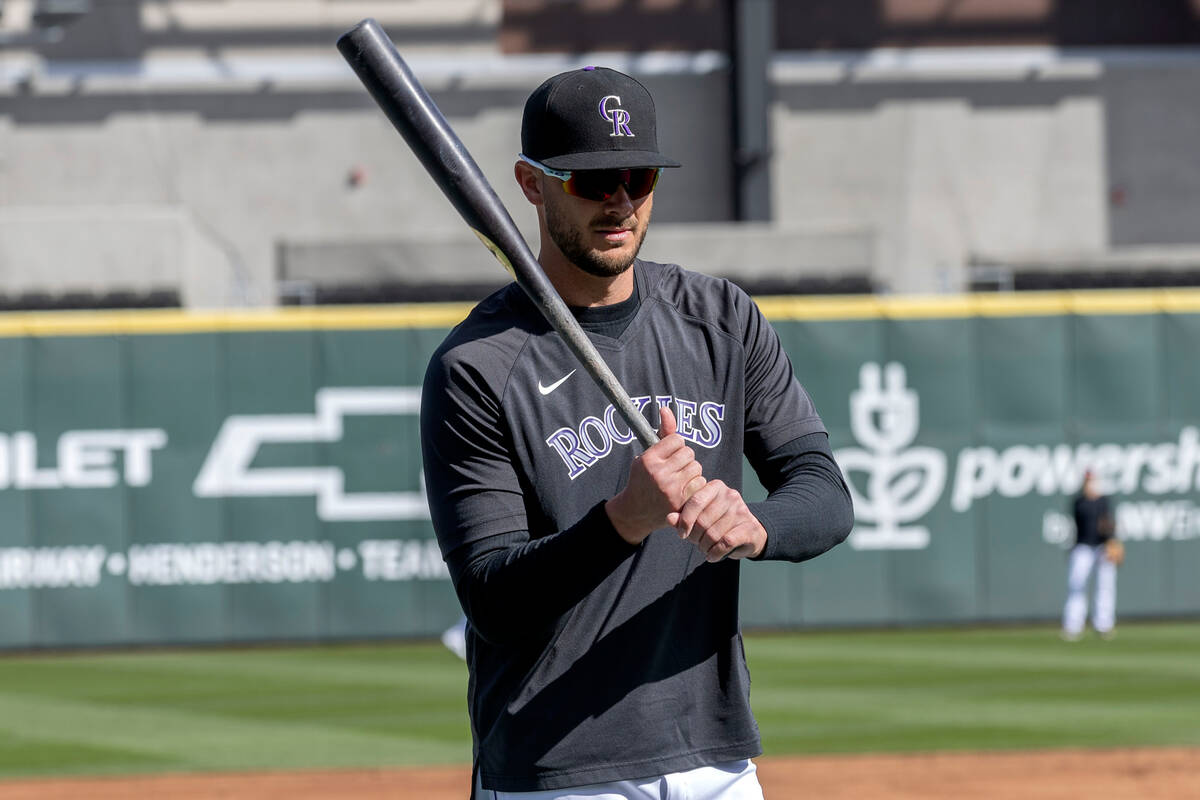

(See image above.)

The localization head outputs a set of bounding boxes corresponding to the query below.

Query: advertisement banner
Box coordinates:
[1,293,1198,648]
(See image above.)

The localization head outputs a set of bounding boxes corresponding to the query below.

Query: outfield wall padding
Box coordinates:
[1,295,1198,648]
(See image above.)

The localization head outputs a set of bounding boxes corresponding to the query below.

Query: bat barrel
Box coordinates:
[337,20,658,450]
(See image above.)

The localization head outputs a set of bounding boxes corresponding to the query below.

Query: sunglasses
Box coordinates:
[519,154,662,202]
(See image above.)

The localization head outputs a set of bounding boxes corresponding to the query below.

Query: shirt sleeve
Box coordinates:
[421,343,530,556]
[740,295,827,465]
[733,290,851,560]
[746,432,854,562]
[442,503,640,645]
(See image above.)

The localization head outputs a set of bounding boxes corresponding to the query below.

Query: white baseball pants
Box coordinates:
[1062,543,1116,636]
[476,758,764,800]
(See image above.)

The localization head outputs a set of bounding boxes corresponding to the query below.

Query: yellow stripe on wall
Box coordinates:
[2,288,1200,337]
[0,304,473,338]
[756,288,1200,320]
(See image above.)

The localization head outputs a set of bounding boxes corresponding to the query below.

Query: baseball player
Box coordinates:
[420,66,854,799]
[1062,469,1119,640]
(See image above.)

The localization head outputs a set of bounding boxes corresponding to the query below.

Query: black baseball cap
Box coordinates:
[521,66,681,171]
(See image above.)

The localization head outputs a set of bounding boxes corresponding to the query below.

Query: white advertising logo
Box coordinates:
[835,363,946,550]
[834,361,1200,550]
[193,387,428,521]
[0,429,167,490]
[0,386,446,590]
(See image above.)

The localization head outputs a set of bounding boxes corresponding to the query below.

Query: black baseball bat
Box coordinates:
[336,18,657,450]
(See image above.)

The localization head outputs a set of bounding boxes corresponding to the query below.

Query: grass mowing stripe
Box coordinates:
[746,630,1200,679]
[1,645,469,730]
[15,645,468,688]
[0,623,1197,779]
[755,687,1200,730]
[746,623,1200,755]
[0,691,468,778]
[749,643,1200,680]
[0,643,472,779]
[0,730,178,776]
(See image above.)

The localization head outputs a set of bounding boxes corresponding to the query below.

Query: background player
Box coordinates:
[420,65,854,798]
[441,614,468,660]
[1062,469,1119,640]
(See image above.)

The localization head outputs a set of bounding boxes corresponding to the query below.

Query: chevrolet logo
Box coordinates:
[193,388,427,521]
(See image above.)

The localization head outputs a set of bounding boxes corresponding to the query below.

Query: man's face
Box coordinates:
[541,175,654,278]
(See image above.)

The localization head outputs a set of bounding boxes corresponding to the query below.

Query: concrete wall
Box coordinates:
[771,50,1112,292]
[3,44,1200,305]
[0,54,733,307]
[769,48,1200,292]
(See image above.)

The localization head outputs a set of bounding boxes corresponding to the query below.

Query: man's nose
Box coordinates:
[604,183,635,212]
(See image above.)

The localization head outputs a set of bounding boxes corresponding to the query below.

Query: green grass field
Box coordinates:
[0,622,1197,780]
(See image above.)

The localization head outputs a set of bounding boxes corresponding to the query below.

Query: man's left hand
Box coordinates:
[669,480,767,562]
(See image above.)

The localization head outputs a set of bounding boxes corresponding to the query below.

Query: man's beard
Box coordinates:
[545,205,649,278]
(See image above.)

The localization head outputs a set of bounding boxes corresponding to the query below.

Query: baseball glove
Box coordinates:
[1104,538,1125,567]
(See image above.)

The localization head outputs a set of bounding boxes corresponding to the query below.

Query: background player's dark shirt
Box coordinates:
[421,259,848,791]
[1074,494,1113,546]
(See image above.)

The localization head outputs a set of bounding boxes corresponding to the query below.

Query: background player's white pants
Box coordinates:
[476,758,763,799]
[442,615,468,660]
[1062,544,1116,635]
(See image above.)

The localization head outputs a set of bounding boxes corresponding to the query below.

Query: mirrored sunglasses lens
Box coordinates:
[564,169,660,201]
[563,172,615,201]
[625,169,661,198]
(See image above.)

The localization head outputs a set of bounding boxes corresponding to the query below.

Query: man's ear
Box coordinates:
[515,161,544,205]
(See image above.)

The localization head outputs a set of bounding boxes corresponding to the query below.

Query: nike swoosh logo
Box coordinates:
[538,370,577,396]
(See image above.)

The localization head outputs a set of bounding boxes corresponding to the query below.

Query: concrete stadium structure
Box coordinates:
[1,0,1199,308]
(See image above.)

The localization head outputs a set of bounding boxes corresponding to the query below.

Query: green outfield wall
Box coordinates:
[1,292,1198,648]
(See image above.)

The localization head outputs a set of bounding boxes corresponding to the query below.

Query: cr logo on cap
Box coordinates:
[599,95,635,138]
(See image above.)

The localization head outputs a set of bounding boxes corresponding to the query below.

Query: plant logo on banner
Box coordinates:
[834,363,946,550]
[832,360,1200,551]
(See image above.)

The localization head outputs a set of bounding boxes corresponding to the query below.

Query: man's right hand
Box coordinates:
[605,407,706,545]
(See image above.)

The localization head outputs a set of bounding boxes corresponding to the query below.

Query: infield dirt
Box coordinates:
[0,747,1195,799]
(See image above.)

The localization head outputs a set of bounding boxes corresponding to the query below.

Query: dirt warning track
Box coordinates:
[0,748,1196,799]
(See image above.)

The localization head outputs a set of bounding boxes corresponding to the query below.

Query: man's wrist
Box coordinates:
[749,522,768,558]
[745,507,772,560]
[604,495,648,546]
